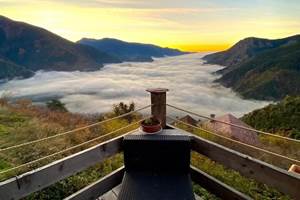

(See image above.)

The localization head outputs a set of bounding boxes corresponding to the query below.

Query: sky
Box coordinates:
[1,0,300,51]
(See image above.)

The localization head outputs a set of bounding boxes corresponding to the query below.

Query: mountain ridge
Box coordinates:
[0,15,121,79]
[203,34,300,100]
[0,15,187,80]
[77,37,187,62]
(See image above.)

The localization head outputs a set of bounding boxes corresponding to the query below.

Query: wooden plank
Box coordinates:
[95,184,122,200]
[0,135,124,200]
[65,167,124,200]
[98,190,118,200]
[190,166,251,200]
[191,135,300,199]
[111,184,122,196]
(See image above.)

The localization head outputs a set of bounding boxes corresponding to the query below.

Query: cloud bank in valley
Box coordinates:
[0,53,270,117]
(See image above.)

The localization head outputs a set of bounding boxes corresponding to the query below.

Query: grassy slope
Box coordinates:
[0,100,142,199]
[0,100,139,177]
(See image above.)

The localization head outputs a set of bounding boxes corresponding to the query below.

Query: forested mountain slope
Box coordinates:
[242,96,300,139]
[203,35,300,100]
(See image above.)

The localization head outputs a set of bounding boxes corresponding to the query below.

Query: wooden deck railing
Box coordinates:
[0,88,299,200]
[1,131,299,199]
[0,135,124,200]
[191,133,300,199]
[65,167,125,200]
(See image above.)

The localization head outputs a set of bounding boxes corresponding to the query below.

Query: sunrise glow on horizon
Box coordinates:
[1,0,300,52]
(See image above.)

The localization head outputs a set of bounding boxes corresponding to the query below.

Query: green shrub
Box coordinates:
[46,99,68,112]
[242,96,300,140]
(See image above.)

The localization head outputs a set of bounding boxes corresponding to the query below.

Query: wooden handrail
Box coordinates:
[0,135,124,200]
[1,124,299,199]
[64,167,125,200]
[191,134,300,199]
[190,166,251,200]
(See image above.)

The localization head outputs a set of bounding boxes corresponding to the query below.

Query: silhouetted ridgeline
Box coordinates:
[203,35,300,100]
[0,15,187,80]
[0,16,121,80]
[77,38,187,62]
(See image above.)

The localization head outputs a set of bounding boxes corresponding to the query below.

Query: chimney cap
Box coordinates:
[146,88,169,94]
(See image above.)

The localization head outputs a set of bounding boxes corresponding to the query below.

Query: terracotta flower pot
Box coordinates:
[141,118,162,133]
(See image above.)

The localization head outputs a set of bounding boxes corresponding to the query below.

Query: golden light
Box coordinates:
[1,0,299,51]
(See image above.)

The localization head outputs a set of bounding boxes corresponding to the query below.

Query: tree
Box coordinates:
[46,99,68,112]
[112,102,135,122]
[242,96,300,139]
[113,102,135,115]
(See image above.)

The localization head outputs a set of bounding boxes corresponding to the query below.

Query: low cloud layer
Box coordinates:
[0,53,270,117]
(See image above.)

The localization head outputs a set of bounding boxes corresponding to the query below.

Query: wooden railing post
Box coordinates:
[146,88,169,128]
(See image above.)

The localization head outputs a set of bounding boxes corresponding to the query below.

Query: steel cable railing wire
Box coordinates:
[167,116,300,166]
[167,103,300,143]
[0,116,149,175]
[0,104,152,152]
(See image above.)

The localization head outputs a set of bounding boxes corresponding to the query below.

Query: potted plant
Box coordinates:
[141,116,162,133]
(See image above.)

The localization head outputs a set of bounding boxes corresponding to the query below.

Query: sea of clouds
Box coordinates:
[0,53,270,117]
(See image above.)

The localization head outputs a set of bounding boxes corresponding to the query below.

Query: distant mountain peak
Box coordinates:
[77,37,187,62]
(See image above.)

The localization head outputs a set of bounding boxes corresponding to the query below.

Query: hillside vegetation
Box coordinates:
[203,35,300,100]
[242,96,300,139]
[0,100,145,199]
[0,59,33,80]
[0,99,140,176]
